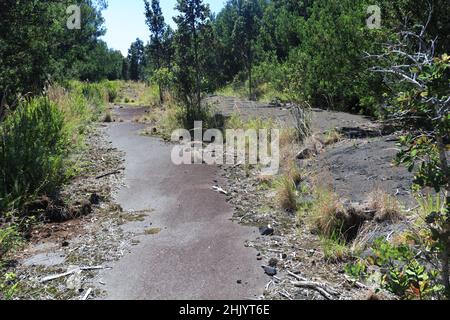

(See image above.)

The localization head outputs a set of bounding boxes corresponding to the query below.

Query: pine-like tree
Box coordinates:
[144,0,166,102]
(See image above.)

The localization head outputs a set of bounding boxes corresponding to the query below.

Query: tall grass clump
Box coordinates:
[275,175,298,211]
[67,80,116,118]
[0,97,68,212]
[308,187,345,238]
[47,85,93,146]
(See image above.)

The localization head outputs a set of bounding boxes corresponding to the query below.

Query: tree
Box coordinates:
[122,57,130,80]
[173,0,210,127]
[370,10,450,295]
[76,41,124,81]
[0,0,108,103]
[144,0,166,103]
[127,38,145,81]
[162,26,176,70]
[286,0,385,114]
[231,0,262,100]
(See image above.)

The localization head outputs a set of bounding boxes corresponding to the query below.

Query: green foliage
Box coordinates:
[173,0,212,128]
[145,0,167,102]
[393,55,450,192]
[0,272,18,300]
[0,0,117,102]
[344,260,367,279]
[0,225,21,260]
[151,68,175,97]
[77,41,124,82]
[347,239,444,299]
[321,232,349,262]
[127,39,146,81]
[0,98,68,211]
[373,240,443,299]
[288,0,385,113]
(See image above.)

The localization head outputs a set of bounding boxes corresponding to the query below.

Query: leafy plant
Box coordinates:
[0,225,21,260]
[0,97,68,212]
[357,239,444,299]
[0,272,18,300]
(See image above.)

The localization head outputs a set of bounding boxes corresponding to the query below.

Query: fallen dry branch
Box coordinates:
[287,270,307,281]
[81,288,93,300]
[291,280,338,300]
[212,185,228,195]
[40,266,104,283]
[95,168,124,180]
[344,275,368,289]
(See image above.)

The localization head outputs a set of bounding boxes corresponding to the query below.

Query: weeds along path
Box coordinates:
[209,95,414,206]
[99,105,266,300]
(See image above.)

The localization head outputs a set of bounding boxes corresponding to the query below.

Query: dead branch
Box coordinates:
[40,266,104,283]
[81,288,93,300]
[287,270,307,281]
[95,168,124,180]
[291,280,338,300]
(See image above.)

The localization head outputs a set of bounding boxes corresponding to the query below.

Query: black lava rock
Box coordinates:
[259,226,274,236]
[262,266,277,276]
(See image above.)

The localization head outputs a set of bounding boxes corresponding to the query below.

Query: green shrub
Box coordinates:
[67,81,110,118]
[0,97,68,211]
[0,225,21,260]
[102,80,120,103]
[346,239,444,299]
[0,272,18,300]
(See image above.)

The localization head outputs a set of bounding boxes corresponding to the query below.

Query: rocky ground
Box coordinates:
[211,95,417,300]
[5,94,419,300]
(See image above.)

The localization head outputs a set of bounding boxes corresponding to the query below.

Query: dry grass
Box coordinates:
[323,128,343,146]
[285,161,302,185]
[367,189,402,222]
[308,186,345,238]
[275,175,297,211]
[103,111,113,123]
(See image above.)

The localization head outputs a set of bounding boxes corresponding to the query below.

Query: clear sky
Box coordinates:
[101,0,226,56]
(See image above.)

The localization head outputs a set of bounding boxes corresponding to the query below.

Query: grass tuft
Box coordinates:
[367,189,402,222]
[275,176,297,211]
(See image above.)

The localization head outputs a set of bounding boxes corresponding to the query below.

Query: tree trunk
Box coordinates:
[248,64,252,101]
[159,85,164,104]
[193,25,201,118]
[248,44,253,101]
[442,237,450,297]
[436,132,450,296]
[436,134,449,189]
[156,46,164,104]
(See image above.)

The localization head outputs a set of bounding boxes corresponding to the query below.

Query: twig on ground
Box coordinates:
[81,288,92,300]
[291,280,338,300]
[287,270,307,281]
[212,186,228,195]
[40,266,104,283]
[96,168,124,179]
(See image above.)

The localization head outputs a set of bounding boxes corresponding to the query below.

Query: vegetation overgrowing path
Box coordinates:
[99,106,266,300]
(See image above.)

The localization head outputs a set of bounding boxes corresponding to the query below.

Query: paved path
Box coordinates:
[99,107,266,300]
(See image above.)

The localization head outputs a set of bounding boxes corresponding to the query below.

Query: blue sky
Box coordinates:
[101,0,226,56]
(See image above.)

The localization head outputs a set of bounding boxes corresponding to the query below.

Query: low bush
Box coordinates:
[0,97,68,212]
[346,239,444,299]
[0,225,21,261]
